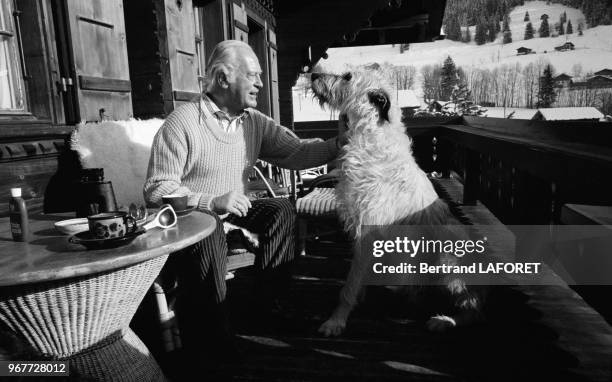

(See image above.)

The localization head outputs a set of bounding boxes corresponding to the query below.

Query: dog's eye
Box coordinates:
[342,73,352,81]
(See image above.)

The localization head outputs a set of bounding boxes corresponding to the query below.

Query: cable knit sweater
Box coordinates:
[144,102,338,210]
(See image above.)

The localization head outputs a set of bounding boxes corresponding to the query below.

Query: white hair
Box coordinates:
[203,40,254,92]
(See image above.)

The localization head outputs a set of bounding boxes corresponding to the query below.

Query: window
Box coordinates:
[0,0,25,112]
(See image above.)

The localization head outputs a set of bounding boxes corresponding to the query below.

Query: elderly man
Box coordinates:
[143,40,342,359]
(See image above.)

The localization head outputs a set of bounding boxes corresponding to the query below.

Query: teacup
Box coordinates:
[87,211,137,239]
[162,194,188,211]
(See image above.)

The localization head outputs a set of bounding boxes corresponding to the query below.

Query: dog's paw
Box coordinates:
[426,315,457,332]
[318,317,347,337]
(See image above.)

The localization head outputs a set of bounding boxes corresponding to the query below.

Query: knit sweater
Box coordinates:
[143,102,338,210]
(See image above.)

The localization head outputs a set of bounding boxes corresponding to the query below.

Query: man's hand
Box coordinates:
[211,191,252,217]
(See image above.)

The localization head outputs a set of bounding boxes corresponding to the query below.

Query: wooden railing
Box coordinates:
[294,117,612,225]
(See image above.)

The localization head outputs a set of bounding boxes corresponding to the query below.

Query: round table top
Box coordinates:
[0,211,216,287]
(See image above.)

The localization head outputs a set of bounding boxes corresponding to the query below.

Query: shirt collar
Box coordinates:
[199,93,249,123]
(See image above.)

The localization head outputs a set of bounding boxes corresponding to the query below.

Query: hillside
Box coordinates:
[302,1,612,114]
[320,2,612,75]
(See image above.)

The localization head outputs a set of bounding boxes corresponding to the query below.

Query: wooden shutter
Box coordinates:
[201,0,227,61]
[232,2,248,42]
[64,0,132,122]
[158,0,199,110]
[267,28,280,123]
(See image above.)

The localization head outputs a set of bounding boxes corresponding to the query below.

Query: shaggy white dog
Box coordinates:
[310,70,482,336]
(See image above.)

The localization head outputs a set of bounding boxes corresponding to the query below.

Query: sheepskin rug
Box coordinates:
[70,119,164,208]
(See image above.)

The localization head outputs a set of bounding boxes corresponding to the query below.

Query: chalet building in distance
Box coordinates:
[516,46,535,55]
[553,73,573,87]
[593,68,612,77]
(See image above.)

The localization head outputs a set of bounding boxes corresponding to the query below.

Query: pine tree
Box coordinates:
[445,16,462,41]
[561,11,567,24]
[539,18,550,37]
[488,18,498,42]
[463,26,472,43]
[524,11,530,22]
[475,21,487,45]
[524,22,535,39]
[450,82,487,116]
[452,17,463,41]
[566,19,573,34]
[537,64,556,108]
[503,29,512,44]
[440,55,458,101]
[578,22,583,36]
[503,17,512,43]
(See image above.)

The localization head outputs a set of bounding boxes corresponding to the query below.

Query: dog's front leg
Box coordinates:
[319,238,371,337]
[318,300,352,337]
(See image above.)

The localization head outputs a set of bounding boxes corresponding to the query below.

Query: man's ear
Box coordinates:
[217,70,230,88]
[367,89,390,122]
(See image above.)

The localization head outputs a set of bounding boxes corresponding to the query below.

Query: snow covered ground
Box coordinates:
[293,1,612,121]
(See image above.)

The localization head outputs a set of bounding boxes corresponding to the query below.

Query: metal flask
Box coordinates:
[75,168,118,217]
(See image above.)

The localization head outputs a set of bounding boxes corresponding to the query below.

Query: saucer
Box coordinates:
[69,228,145,250]
[55,218,89,235]
[175,205,196,217]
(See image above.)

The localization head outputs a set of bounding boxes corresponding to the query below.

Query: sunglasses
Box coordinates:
[142,204,178,231]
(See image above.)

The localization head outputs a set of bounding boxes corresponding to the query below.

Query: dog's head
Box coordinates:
[310,70,398,130]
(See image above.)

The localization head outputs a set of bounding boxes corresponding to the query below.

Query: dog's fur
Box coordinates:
[310,70,482,336]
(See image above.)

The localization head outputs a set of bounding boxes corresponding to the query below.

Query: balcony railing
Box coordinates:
[294,117,612,226]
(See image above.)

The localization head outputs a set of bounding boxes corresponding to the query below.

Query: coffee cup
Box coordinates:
[88,211,137,239]
[162,194,188,211]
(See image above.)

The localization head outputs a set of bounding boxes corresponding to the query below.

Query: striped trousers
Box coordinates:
[173,198,296,352]
[173,197,296,306]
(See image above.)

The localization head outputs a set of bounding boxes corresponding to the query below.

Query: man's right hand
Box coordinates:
[211,191,252,217]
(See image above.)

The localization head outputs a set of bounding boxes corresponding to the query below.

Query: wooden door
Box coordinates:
[267,28,280,123]
[63,0,132,122]
[232,2,248,42]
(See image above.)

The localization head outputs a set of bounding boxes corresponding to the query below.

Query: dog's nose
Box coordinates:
[311,73,320,81]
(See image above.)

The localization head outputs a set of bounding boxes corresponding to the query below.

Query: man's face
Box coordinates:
[228,49,263,111]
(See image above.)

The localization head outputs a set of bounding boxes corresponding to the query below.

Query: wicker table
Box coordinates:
[0,211,215,381]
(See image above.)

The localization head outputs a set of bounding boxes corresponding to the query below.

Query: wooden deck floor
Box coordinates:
[154,178,611,381]
[155,236,609,382]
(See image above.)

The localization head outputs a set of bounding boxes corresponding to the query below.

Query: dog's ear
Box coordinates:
[368,89,390,122]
